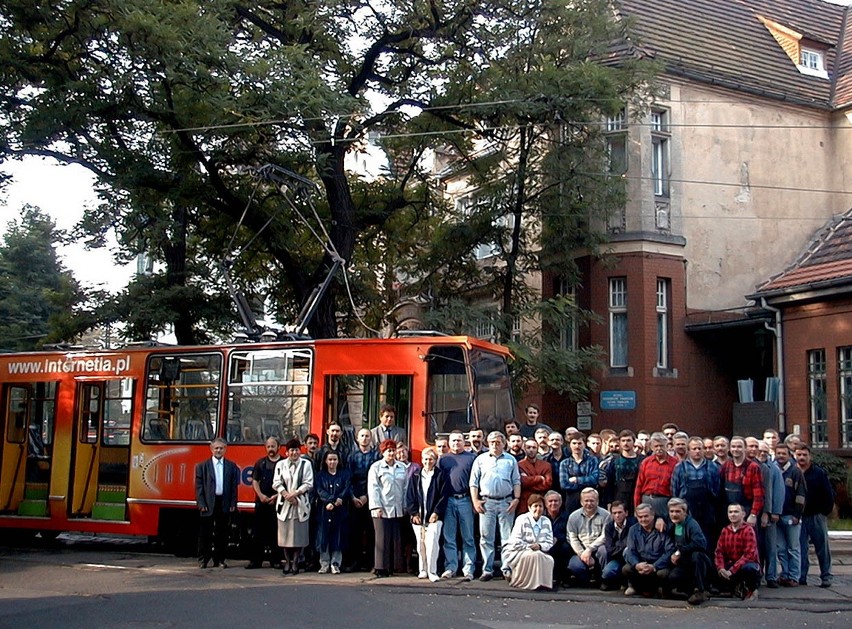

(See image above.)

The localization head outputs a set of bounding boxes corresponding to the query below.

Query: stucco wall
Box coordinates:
[661,81,845,310]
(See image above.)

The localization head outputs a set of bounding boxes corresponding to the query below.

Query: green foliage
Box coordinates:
[811,450,849,488]
[0,206,82,351]
[0,0,658,406]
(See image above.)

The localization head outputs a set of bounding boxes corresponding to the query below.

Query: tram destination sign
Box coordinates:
[600,390,636,410]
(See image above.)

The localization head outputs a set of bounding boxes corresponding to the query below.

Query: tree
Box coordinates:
[407,0,657,399]
[0,0,499,342]
[0,206,82,351]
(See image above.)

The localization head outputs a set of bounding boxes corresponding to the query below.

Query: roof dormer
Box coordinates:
[757,15,830,80]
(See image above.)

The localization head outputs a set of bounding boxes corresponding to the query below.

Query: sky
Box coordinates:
[0,157,134,293]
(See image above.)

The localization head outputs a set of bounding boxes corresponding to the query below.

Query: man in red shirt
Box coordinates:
[715,503,760,601]
[633,432,678,520]
[518,439,553,513]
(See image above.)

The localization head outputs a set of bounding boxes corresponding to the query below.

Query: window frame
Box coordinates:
[608,277,628,369]
[656,279,671,370]
[807,348,828,448]
[651,109,670,198]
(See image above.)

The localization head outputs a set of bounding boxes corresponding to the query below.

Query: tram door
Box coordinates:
[70,379,133,520]
[0,383,57,516]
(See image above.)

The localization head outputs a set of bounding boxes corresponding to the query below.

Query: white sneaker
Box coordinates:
[331,564,341,575]
[428,573,440,582]
[441,570,454,579]
[624,586,637,596]
[318,566,329,574]
[418,571,428,579]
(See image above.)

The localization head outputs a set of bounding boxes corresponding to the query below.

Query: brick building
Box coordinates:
[430,0,852,440]
[749,209,852,456]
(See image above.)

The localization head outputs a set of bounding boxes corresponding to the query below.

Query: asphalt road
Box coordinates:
[2,539,852,628]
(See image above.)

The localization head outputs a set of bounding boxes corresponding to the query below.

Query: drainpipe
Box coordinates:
[761,297,785,433]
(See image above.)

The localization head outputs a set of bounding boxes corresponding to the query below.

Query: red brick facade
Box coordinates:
[535,251,736,437]
[780,296,852,453]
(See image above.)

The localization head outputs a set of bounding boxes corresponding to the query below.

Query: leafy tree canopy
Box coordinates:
[0,205,82,351]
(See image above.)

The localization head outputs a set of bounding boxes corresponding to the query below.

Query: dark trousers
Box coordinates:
[347,503,375,570]
[198,496,229,564]
[373,516,403,573]
[250,502,282,566]
[717,561,761,593]
[548,540,574,583]
[667,552,713,593]
[623,563,670,594]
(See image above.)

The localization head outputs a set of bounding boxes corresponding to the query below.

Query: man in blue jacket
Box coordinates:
[796,444,835,588]
[623,502,675,596]
[666,497,713,605]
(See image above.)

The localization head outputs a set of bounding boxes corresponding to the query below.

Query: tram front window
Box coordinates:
[470,349,514,435]
[425,345,514,442]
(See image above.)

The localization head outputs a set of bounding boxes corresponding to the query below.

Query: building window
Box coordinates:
[609,277,628,368]
[807,349,828,448]
[473,310,497,340]
[656,279,671,369]
[651,110,670,197]
[605,109,628,175]
[557,278,578,351]
[455,194,511,260]
[801,48,823,71]
[840,347,852,447]
[511,314,522,343]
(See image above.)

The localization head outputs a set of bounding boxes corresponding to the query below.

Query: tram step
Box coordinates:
[17,499,49,517]
[91,501,126,520]
[23,483,49,500]
[96,486,127,504]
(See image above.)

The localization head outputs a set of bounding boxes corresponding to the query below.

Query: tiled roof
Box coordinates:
[750,208,852,296]
[617,0,852,109]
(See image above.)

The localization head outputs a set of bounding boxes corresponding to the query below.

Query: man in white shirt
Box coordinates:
[195,438,239,568]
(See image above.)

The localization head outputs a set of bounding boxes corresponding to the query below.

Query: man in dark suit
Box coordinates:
[370,404,407,446]
[195,437,239,568]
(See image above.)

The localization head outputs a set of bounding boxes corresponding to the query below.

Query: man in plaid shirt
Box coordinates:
[715,503,760,601]
[720,437,763,526]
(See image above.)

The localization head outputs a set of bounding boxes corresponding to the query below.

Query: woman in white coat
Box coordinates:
[502,493,555,590]
[368,438,407,577]
[273,438,314,575]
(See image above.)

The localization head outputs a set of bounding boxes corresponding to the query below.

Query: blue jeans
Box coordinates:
[443,496,476,577]
[799,513,832,583]
[479,497,515,575]
[776,516,801,582]
[602,559,625,585]
[568,546,607,585]
[760,520,778,582]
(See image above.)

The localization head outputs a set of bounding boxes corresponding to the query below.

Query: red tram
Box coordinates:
[0,335,514,550]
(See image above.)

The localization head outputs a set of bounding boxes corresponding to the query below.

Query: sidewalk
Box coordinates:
[275,532,852,611]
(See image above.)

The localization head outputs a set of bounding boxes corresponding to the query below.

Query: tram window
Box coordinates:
[103,378,134,446]
[470,349,515,435]
[4,382,58,456]
[5,385,29,444]
[425,346,472,443]
[325,374,412,447]
[79,383,101,444]
[143,353,222,442]
[227,349,312,444]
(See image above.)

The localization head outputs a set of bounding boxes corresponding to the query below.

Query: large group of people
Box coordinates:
[194,404,838,605]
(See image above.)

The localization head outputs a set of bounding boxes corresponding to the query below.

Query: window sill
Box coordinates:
[608,366,633,377]
[653,367,678,378]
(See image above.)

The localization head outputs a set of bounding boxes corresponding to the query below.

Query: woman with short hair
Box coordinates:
[273,438,314,575]
[502,493,555,590]
[405,447,448,582]
[368,439,407,577]
[314,450,352,574]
